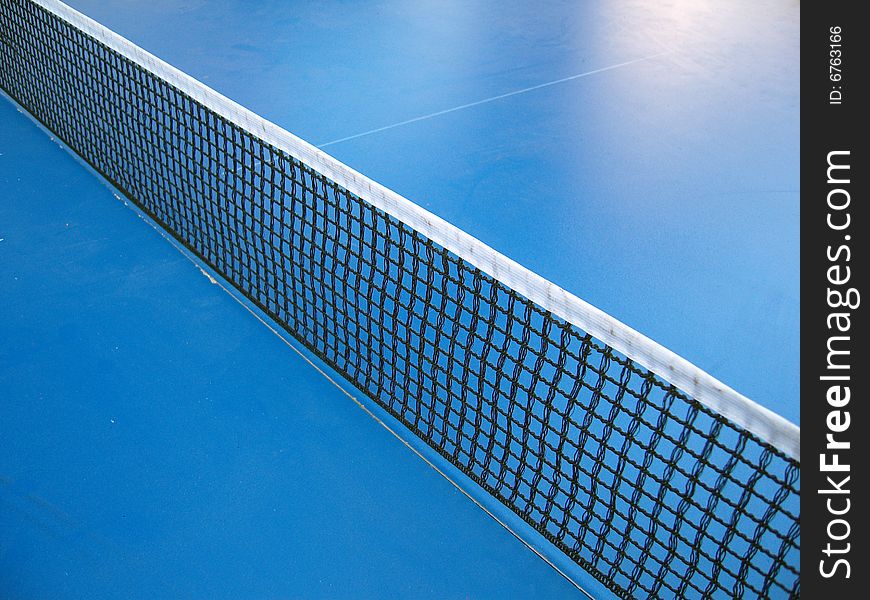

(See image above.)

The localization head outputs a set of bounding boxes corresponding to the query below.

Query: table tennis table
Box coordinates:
[1,1,799,597]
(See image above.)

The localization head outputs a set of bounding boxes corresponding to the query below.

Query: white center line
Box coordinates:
[318,50,670,148]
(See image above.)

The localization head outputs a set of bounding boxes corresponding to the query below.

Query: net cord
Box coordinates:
[30,0,800,461]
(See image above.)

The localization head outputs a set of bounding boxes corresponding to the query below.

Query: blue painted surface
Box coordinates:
[0,99,581,598]
[1,0,799,597]
[61,0,800,422]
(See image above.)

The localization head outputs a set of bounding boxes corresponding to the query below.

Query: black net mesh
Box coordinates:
[0,1,800,597]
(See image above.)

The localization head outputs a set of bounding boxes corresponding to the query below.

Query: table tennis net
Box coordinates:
[0,1,800,597]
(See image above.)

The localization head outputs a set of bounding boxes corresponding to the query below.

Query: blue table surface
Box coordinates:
[0,98,582,598]
[65,0,799,422]
[1,0,799,597]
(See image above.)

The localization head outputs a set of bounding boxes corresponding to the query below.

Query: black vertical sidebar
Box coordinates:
[802,2,867,598]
